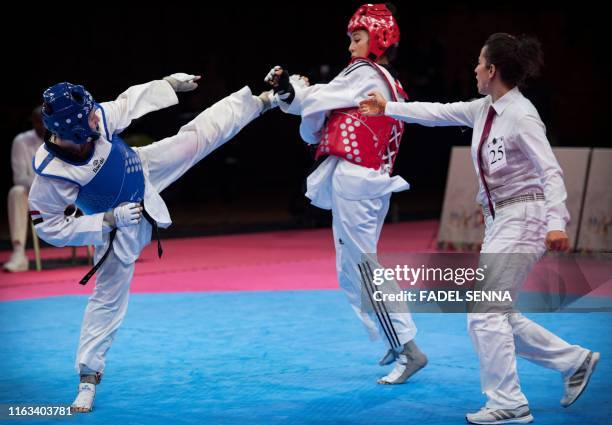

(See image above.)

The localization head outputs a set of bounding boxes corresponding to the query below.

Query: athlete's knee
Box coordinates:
[87,287,130,312]
[507,311,528,328]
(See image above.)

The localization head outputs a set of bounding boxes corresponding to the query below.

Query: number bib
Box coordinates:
[487,136,507,173]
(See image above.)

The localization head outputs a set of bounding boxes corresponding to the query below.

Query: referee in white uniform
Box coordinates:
[359,33,599,424]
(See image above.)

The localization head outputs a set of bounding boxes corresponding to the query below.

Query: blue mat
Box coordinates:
[1,291,610,424]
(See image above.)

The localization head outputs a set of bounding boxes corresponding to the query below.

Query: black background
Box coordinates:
[1,2,609,240]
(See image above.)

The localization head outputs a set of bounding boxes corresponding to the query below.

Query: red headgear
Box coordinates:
[347,4,400,60]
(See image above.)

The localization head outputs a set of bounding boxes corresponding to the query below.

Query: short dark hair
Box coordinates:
[484,33,544,87]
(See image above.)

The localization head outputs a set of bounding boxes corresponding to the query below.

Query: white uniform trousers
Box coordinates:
[468,200,589,409]
[331,190,417,347]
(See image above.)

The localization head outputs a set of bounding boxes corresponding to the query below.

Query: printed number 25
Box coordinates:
[489,146,504,164]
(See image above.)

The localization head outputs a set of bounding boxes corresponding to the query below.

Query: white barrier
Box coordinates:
[437,147,483,250]
[577,148,612,252]
[553,148,591,250]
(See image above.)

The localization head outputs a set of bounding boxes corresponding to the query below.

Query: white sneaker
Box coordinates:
[561,351,600,407]
[466,405,533,424]
[378,340,427,384]
[2,251,28,272]
[70,383,96,413]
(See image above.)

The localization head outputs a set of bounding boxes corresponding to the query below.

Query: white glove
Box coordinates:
[264,66,282,86]
[163,73,201,92]
[110,203,143,228]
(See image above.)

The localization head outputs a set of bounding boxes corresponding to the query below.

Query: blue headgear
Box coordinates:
[42,82,100,144]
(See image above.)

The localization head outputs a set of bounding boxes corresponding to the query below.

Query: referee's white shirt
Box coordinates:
[385,87,569,232]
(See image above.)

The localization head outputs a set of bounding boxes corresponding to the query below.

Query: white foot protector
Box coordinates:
[70,383,96,413]
[378,341,428,385]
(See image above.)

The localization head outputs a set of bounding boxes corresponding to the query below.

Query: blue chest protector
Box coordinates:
[75,135,145,214]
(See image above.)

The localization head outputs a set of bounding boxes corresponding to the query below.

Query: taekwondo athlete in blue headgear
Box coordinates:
[28,72,278,413]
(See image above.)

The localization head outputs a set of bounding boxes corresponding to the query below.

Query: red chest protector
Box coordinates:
[315,58,406,172]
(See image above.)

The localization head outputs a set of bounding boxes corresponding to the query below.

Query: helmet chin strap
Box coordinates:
[50,131,98,154]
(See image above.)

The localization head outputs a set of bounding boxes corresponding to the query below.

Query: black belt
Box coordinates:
[79,228,117,285]
[142,204,163,259]
[79,201,163,285]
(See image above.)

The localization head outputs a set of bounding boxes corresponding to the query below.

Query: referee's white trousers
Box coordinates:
[76,87,262,375]
[331,191,417,348]
[468,200,589,409]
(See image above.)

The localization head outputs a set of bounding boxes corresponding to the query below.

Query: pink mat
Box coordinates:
[3,220,609,302]
[0,221,438,301]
